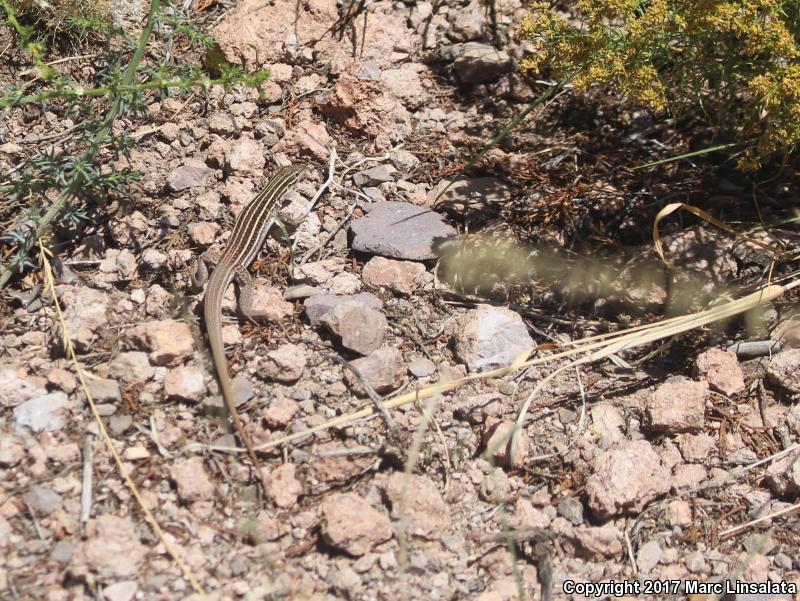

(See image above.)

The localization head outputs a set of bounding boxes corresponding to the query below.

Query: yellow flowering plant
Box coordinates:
[518,0,800,168]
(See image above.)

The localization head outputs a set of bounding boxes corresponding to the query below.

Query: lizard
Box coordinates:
[201,164,304,496]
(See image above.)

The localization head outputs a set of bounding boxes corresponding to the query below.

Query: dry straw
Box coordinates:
[197,281,797,459]
[38,240,208,598]
[210,200,796,458]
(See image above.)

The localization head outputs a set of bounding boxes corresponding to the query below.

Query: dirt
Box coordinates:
[1,1,799,600]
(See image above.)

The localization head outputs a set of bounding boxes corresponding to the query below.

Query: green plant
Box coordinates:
[0,0,270,288]
[9,0,114,43]
[518,0,800,169]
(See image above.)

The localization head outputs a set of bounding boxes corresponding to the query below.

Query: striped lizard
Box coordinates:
[201,165,304,495]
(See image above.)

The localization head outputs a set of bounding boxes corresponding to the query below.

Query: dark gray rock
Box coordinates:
[166,159,214,191]
[353,165,396,187]
[453,42,512,84]
[49,540,77,563]
[557,496,584,526]
[23,486,62,516]
[350,202,456,261]
[87,378,122,403]
[727,340,781,359]
[303,292,383,327]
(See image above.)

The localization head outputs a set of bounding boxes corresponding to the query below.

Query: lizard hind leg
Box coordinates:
[234,266,265,326]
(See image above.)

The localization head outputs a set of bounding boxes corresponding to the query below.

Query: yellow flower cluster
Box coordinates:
[748,65,800,162]
[518,0,800,167]
[699,1,797,57]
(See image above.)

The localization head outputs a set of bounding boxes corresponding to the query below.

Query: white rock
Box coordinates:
[452,305,534,372]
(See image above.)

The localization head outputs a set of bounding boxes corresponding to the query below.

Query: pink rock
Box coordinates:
[586,440,671,518]
[296,258,345,285]
[0,434,24,467]
[764,448,800,495]
[170,457,215,503]
[327,271,361,295]
[362,256,426,295]
[646,377,708,433]
[166,159,213,191]
[321,493,392,555]
[263,396,299,428]
[672,463,707,490]
[221,175,254,208]
[741,553,771,582]
[262,343,307,382]
[102,580,138,601]
[380,473,451,538]
[512,499,552,529]
[71,515,147,579]
[695,348,745,395]
[225,137,265,174]
[111,212,149,248]
[293,120,330,160]
[574,523,623,560]
[247,285,293,322]
[0,365,44,408]
[676,432,716,462]
[344,347,405,394]
[255,511,290,542]
[452,305,534,372]
[107,351,155,384]
[381,67,427,109]
[126,320,194,366]
[310,442,375,483]
[212,0,337,65]
[319,301,387,355]
[303,292,382,326]
[767,348,800,394]
[482,419,528,468]
[86,378,121,403]
[58,286,109,352]
[666,500,692,526]
[636,540,663,573]
[46,368,77,393]
[207,112,242,136]
[265,463,303,508]
[164,366,206,402]
[187,222,220,246]
[122,445,150,461]
[318,76,411,140]
[590,403,626,448]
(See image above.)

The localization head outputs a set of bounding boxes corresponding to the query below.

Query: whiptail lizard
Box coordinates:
[202,164,304,495]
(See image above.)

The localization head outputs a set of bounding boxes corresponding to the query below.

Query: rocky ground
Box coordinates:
[1,0,800,600]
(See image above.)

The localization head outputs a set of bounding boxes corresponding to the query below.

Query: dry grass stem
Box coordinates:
[195,282,798,459]
[37,240,207,598]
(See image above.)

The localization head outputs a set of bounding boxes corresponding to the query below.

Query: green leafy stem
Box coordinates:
[0,0,270,289]
[1,68,270,108]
